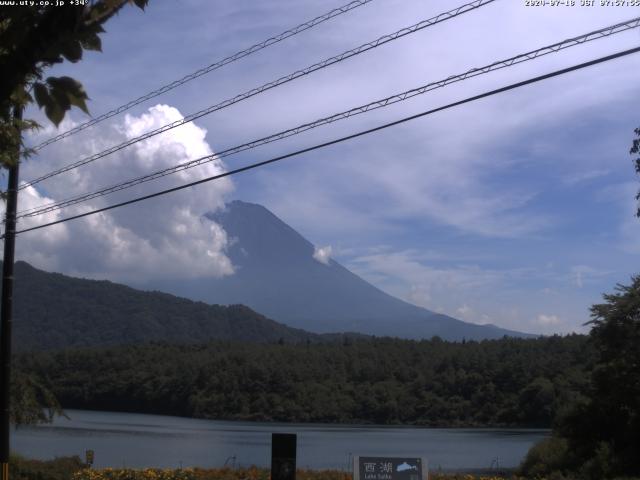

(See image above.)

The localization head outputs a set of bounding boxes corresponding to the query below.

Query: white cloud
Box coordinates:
[345,247,595,333]
[313,245,332,265]
[407,284,431,307]
[620,215,640,254]
[536,314,561,326]
[570,265,612,289]
[456,304,482,324]
[562,169,610,186]
[1,185,70,272]
[347,249,509,323]
[11,104,235,282]
[599,182,640,255]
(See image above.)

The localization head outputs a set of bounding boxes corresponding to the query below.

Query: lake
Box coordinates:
[13,409,548,471]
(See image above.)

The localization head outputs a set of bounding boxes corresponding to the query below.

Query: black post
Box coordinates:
[271,433,296,480]
[0,107,21,480]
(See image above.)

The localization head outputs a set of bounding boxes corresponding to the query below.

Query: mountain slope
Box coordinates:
[145,200,532,340]
[6,261,321,350]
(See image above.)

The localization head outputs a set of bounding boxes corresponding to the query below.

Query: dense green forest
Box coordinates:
[19,334,592,428]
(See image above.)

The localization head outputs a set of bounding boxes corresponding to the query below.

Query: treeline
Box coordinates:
[19,334,593,428]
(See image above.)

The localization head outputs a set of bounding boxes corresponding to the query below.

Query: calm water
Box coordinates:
[13,409,548,471]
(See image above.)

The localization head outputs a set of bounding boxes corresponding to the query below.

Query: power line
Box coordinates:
[31,0,376,151]
[21,0,496,190]
[17,16,640,220]
[12,45,640,237]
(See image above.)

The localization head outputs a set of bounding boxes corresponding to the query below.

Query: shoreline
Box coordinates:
[42,408,554,431]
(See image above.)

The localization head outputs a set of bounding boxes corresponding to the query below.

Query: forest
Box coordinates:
[18,334,593,428]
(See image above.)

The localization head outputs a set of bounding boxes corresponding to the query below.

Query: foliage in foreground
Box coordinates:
[71,467,514,480]
[519,276,640,479]
[10,368,63,425]
[12,457,640,480]
[9,454,86,480]
[12,459,640,480]
[1,0,149,428]
[518,437,571,479]
[69,466,640,480]
[0,1,148,173]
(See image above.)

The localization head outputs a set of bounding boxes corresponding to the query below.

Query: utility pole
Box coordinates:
[0,106,22,480]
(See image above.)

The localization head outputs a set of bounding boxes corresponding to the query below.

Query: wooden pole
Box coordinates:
[0,106,22,480]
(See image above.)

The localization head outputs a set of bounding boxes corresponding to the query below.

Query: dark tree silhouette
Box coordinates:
[555,276,640,479]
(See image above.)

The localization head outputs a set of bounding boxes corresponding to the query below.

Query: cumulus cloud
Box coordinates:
[7,104,235,282]
[4,185,71,272]
[313,245,332,265]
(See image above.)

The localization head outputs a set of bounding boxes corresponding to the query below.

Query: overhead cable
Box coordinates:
[17,16,640,220]
[32,0,377,150]
[12,45,640,237]
[21,0,496,190]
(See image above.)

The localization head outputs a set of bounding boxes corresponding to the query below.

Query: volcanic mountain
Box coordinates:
[144,200,531,341]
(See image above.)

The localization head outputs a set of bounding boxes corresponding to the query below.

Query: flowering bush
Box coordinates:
[72,467,352,480]
[73,468,196,480]
[73,468,513,480]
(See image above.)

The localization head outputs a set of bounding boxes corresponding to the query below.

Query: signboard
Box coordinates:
[353,456,428,480]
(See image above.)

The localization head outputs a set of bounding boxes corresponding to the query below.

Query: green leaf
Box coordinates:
[47,76,83,94]
[50,86,71,112]
[132,0,148,10]
[47,76,89,115]
[67,92,89,115]
[60,40,83,62]
[80,33,102,52]
[44,101,64,127]
[9,85,32,106]
[104,0,124,9]
[33,82,50,109]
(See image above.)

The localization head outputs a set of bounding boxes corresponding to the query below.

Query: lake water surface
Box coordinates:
[13,409,548,471]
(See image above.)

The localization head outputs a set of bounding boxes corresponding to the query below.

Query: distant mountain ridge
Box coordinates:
[144,200,533,341]
[7,201,532,349]
[5,261,328,351]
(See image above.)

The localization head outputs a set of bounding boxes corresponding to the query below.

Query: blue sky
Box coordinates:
[10,0,640,335]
